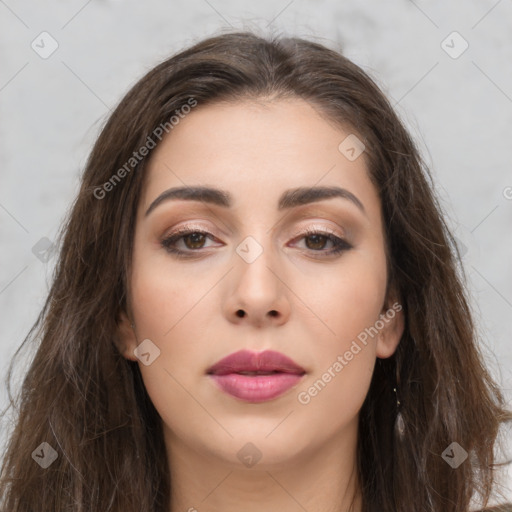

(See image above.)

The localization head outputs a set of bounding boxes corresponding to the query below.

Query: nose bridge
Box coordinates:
[226,226,291,324]
[234,232,279,295]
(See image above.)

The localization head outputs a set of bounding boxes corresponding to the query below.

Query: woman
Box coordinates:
[0,30,510,512]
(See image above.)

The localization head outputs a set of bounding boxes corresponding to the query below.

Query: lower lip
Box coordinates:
[209,373,304,402]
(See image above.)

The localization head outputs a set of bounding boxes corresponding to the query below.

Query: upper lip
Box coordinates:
[207,349,306,376]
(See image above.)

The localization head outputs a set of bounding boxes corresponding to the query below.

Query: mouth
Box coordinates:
[234,370,289,375]
[206,349,306,403]
[208,369,305,376]
[206,348,305,375]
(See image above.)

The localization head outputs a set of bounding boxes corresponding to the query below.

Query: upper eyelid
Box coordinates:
[151,203,361,237]
[162,223,346,240]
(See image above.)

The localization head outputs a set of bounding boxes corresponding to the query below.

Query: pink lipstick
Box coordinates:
[207,349,306,403]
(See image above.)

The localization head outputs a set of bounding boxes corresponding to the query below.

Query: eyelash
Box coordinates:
[160,226,352,259]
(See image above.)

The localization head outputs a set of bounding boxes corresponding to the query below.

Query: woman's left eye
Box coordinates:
[160,228,352,258]
[290,229,352,257]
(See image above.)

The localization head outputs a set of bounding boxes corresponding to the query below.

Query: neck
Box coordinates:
[166,420,363,512]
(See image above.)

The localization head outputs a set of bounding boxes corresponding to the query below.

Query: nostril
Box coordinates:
[236,310,245,318]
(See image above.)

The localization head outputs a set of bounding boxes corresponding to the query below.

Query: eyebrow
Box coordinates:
[144,185,366,217]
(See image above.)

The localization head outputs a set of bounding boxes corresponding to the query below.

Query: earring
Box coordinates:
[394,376,405,438]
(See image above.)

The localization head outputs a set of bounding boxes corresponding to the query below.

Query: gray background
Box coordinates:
[1,0,511,504]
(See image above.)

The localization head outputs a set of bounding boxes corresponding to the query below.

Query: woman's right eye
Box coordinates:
[161,229,220,258]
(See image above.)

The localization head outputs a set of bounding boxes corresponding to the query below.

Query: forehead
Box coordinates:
[139,98,379,218]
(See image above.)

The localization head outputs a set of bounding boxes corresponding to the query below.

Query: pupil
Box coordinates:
[185,233,205,249]
[306,234,326,250]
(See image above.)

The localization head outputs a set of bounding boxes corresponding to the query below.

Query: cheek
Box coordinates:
[292,248,386,415]
[128,241,223,400]
[298,248,388,346]
[294,346,376,444]
[130,261,213,375]
[131,270,180,331]
[129,260,212,437]
[130,242,211,337]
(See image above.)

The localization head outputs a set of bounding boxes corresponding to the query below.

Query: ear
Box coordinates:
[115,310,138,362]
[375,298,405,359]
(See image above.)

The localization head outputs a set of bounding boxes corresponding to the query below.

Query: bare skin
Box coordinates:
[116,98,404,512]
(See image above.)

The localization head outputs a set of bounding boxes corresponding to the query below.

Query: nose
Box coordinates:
[223,238,291,328]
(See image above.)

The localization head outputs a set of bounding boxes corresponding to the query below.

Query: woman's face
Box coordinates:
[117,98,404,469]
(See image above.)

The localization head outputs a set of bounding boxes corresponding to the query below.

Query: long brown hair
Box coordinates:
[1,30,510,512]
